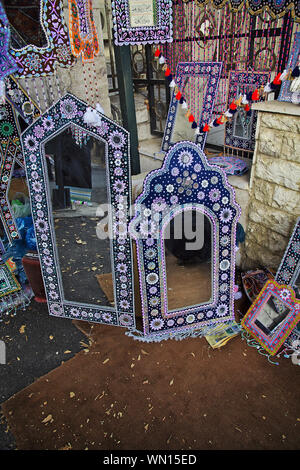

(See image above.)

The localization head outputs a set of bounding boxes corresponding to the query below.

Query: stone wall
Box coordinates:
[19,0,111,116]
[243,101,300,270]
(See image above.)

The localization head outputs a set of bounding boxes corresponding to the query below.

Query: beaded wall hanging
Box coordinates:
[193,0,299,22]
[68,0,100,63]
[276,217,300,288]
[2,0,76,79]
[241,280,300,356]
[161,62,223,153]
[278,32,300,104]
[112,0,173,46]
[5,75,40,125]
[21,93,135,328]
[224,71,269,153]
[129,141,240,338]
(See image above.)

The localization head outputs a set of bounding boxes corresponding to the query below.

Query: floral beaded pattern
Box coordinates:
[129,141,241,337]
[278,33,300,103]
[276,217,300,288]
[21,93,135,328]
[111,0,173,46]
[5,0,75,78]
[241,280,300,356]
[225,71,270,153]
[161,62,223,153]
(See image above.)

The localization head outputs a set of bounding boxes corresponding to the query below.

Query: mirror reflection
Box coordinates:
[171,76,208,144]
[232,85,254,139]
[44,126,113,308]
[254,295,290,336]
[164,210,212,311]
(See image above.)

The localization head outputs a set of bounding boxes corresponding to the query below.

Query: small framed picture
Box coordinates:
[241,280,300,356]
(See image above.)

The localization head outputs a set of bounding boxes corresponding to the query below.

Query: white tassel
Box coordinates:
[264,83,272,93]
[242,94,248,105]
[208,120,215,128]
[159,56,165,65]
[225,110,233,118]
[280,69,288,81]
[194,127,200,135]
[83,107,102,127]
[181,101,188,109]
[169,80,176,88]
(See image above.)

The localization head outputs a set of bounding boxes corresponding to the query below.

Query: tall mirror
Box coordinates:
[44,127,112,307]
[21,94,135,327]
[164,209,212,311]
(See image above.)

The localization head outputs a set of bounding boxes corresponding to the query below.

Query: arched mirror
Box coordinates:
[164,209,213,311]
[130,141,240,338]
[21,94,135,328]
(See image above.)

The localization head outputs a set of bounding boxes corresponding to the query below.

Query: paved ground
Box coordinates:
[0,302,87,449]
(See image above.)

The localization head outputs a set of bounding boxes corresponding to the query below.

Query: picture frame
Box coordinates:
[129,141,241,337]
[241,280,300,356]
[21,93,135,328]
[278,32,300,103]
[112,0,173,46]
[161,62,223,154]
[224,70,270,153]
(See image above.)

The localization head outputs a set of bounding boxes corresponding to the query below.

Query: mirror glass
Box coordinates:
[164,209,213,311]
[3,0,47,49]
[232,85,254,139]
[171,75,208,144]
[254,295,290,336]
[44,126,113,308]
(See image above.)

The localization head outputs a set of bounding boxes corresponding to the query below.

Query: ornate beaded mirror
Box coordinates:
[241,280,300,356]
[2,0,75,78]
[129,141,240,338]
[161,62,223,153]
[224,71,269,153]
[276,217,300,291]
[21,93,135,328]
[112,0,173,46]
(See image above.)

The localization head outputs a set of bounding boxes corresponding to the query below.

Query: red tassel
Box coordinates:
[273,73,282,85]
[203,123,210,132]
[229,101,237,111]
[251,89,259,101]
[216,116,223,125]
[175,91,182,100]
[188,114,195,123]
[165,67,171,77]
[244,104,250,112]
[154,48,161,58]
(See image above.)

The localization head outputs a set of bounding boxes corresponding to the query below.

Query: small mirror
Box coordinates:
[254,295,291,336]
[164,210,212,311]
[44,126,113,307]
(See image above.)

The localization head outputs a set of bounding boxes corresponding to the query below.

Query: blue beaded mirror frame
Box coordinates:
[161,62,223,154]
[129,141,241,337]
[21,93,135,328]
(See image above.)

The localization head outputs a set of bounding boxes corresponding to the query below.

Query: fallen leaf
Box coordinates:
[144,424,149,431]
[49,335,54,340]
[169,378,174,386]
[70,392,75,398]
[102,358,110,364]
[19,325,26,334]
[141,349,149,355]
[64,350,72,354]
[42,414,53,424]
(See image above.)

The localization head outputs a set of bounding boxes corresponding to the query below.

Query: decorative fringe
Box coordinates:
[240,330,280,365]
[0,288,33,322]
[125,321,242,344]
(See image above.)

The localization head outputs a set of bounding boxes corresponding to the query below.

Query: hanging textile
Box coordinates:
[68,0,100,62]
[193,0,299,22]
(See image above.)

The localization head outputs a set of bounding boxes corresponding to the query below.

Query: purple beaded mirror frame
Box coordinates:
[129,141,241,338]
[112,0,173,46]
